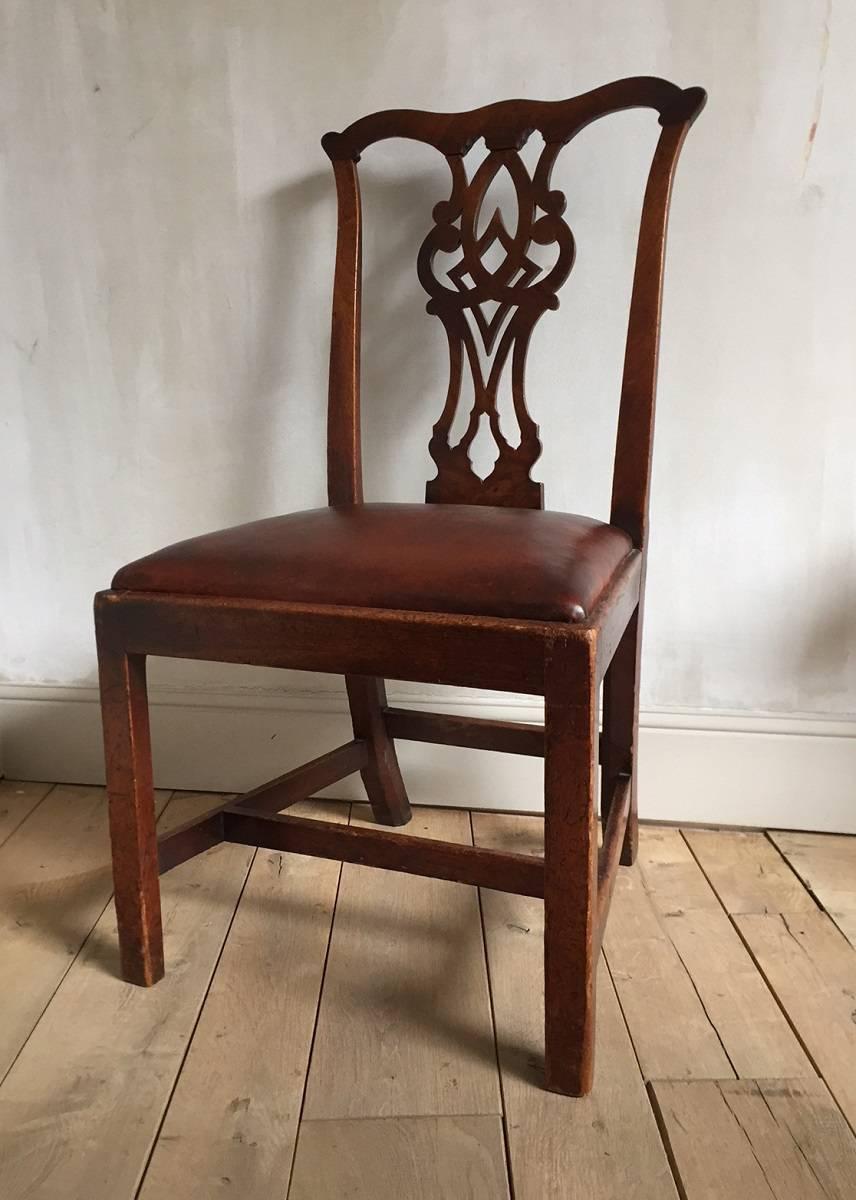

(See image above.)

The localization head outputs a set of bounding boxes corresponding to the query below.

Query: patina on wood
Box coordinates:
[96,76,705,1096]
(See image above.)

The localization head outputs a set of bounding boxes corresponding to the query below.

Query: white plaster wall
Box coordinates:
[3,2,856,745]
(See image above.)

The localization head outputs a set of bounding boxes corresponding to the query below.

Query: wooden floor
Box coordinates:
[1,780,855,1198]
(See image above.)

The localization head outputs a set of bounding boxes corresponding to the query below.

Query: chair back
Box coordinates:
[323,77,705,545]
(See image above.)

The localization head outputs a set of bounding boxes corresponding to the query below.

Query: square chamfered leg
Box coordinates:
[96,608,164,986]
[543,635,599,1096]
[346,675,412,826]
[600,607,640,866]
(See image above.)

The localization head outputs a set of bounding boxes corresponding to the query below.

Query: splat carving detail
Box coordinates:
[322,78,708,515]
[417,141,575,508]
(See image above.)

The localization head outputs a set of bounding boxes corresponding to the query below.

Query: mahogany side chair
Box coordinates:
[95,76,705,1096]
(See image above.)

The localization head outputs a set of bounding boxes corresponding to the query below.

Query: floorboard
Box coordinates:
[602,842,735,1080]
[0,782,854,1200]
[652,1077,856,1199]
[473,812,680,1200]
[638,828,811,1078]
[0,792,253,1200]
[0,780,53,847]
[735,909,856,1133]
[289,1115,510,1199]
[683,828,816,916]
[684,823,856,1131]
[0,783,171,1082]
[301,805,501,1121]
[770,831,856,948]
[138,801,348,1200]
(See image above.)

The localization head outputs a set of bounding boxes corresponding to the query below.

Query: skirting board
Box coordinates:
[1,683,855,833]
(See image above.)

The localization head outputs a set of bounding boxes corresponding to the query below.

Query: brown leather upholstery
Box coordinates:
[113,503,633,623]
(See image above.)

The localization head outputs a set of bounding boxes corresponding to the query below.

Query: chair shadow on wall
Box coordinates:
[797,588,856,711]
[4,160,538,1079]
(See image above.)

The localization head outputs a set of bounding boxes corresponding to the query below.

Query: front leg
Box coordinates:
[96,607,163,987]
[543,636,599,1096]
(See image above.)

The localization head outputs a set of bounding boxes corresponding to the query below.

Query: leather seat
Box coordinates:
[113,503,633,623]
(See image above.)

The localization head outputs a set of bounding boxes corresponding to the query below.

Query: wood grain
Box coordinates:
[600,608,640,866]
[224,804,544,896]
[95,645,164,985]
[232,741,367,813]
[0,793,253,1200]
[602,848,734,1080]
[290,1115,510,1199]
[72,73,702,1110]
[652,1077,856,1200]
[770,831,856,947]
[346,676,411,826]
[100,587,553,695]
[324,79,704,159]
[756,1076,856,1198]
[683,829,816,915]
[735,908,856,1132]
[0,780,52,848]
[416,139,571,510]
[473,812,679,1200]
[324,76,704,520]
[4,783,854,1199]
[0,783,171,1082]
[302,805,501,1119]
[596,775,631,938]
[139,801,347,1200]
[543,635,599,1094]
[383,706,545,757]
[636,829,811,1078]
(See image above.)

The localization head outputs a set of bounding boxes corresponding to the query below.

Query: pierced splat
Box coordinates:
[417,141,575,508]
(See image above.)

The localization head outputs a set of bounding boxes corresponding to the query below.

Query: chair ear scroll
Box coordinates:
[659,85,708,127]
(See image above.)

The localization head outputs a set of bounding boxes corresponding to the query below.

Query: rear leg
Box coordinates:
[346,676,412,826]
[600,608,640,865]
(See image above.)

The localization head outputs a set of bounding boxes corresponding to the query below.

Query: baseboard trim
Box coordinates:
[1,683,854,832]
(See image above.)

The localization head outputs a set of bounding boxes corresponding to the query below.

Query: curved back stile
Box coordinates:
[322,77,706,543]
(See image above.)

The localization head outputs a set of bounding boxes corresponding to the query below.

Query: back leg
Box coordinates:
[600,608,640,865]
[346,676,412,826]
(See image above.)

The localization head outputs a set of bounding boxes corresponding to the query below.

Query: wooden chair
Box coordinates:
[95,76,705,1097]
